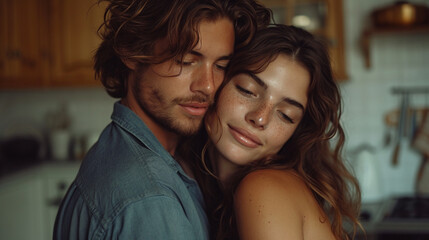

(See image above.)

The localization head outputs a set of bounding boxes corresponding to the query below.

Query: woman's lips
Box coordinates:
[228,125,262,148]
[180,102,209,116]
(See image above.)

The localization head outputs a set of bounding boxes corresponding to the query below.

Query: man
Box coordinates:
[54,0,271,239]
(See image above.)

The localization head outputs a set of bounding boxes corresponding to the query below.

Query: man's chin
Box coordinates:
[172,119,204,137]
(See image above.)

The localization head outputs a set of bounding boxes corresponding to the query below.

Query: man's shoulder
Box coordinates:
[74,126,184,209]
[77,148,179,200]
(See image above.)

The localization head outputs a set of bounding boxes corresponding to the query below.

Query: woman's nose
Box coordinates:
[245,103,271,130]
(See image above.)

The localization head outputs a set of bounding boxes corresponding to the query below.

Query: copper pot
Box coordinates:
[371,1,429,27]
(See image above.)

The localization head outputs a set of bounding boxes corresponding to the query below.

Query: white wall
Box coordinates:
[0,88,114,135]
[0,88,115,160]
[341,0,429,201]
[0,0,428,201]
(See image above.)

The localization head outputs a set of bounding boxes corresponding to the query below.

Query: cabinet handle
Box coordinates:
[6,50,21,59]
[6,49,37,67]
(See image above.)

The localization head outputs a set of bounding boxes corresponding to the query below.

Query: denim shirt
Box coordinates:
[54,102,209,240]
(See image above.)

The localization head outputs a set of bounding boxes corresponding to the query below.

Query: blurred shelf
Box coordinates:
[360,25,429,69]
[261,0,348,81]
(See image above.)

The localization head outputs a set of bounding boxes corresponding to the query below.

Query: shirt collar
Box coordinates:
[110,101,195,181]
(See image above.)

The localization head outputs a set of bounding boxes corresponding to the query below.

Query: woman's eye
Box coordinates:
[236,85,255,96]
[278,111,294,124]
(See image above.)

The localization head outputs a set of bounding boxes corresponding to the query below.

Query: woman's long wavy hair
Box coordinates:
[93,0,271,98]
[179,24,361,240]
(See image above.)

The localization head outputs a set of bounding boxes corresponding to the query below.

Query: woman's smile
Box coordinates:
[228,124,262,148]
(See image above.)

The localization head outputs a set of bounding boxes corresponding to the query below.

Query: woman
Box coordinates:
[179,24,361,240]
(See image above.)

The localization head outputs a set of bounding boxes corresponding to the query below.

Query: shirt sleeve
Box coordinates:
[103,195,197,240]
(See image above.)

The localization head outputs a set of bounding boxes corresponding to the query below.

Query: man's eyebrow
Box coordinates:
[189,51,233,61]
[218,54,233,61]
[189,50,203,57]
[247,72,305,111]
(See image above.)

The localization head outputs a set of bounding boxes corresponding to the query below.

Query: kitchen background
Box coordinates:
[1,0,429,239]
[342,0,429,200]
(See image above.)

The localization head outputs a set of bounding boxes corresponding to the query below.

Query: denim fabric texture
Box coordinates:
[53,101,209,240]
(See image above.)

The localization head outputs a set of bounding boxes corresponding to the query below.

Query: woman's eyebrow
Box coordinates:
[246,72,267,89]
[283,97,305,112]
[246,72,305,111]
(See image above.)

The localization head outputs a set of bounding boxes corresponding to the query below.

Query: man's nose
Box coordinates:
[245,103,272,130]
[190,64,217,97]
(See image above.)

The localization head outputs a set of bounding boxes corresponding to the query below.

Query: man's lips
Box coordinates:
[179,102,209,116]
[228,125,262,148]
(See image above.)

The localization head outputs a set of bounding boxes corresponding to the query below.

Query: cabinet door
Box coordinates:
[48,0,105,87]
[0,176,46,240]
[0,0,50,88]
[324,0,347,80]
[260,0,347,81]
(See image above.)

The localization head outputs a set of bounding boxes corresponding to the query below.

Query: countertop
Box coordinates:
[360,197,429,236]
[0,159,81,181]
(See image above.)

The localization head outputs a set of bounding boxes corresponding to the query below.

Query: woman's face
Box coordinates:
[207,54,310,171]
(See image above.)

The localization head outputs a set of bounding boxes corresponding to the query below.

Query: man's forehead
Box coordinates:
[153,18,234,59]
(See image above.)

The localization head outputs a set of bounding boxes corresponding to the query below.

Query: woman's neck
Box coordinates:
[207,146,240,186]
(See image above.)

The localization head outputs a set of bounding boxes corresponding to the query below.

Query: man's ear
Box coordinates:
[122,57,138,70]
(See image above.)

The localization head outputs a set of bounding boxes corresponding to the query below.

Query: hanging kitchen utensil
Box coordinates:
[412,109,429,194]
[412,109,429,156]
[383,125,392,147]
[392,93,408,166]
[416,156,429,194]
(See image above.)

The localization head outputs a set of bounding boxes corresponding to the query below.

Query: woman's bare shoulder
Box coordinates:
[234,169,312,217]
[234,169,335,240]
[233,169,311,239]
[236,169,308,198]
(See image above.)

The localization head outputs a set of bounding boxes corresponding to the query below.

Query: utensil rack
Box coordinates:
[384,87,429,127]
[392,87,429,95]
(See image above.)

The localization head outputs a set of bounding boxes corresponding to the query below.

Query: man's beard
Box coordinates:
[133,80,206,137]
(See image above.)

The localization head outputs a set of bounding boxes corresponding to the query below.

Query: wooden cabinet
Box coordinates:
[260,0,347,81]
[48,0,105,87]
[0,0,104,88]
[0,0,50,88]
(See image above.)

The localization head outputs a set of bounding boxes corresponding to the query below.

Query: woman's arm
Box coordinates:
[234,169,305,240]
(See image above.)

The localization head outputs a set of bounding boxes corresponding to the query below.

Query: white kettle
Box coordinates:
[351,145,382,203]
